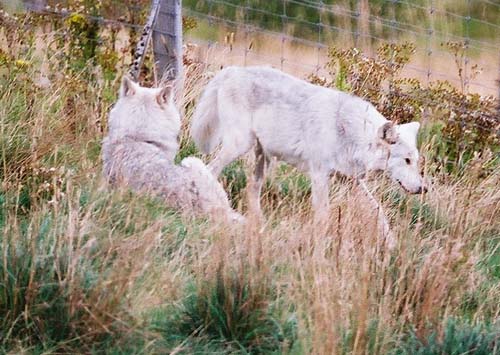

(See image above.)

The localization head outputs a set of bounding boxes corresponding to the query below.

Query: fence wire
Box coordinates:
[13,0,500,98]
[183,0,500,98]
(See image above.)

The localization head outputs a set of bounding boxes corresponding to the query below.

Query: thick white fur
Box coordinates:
[191,66,426,229]
[102,76,243,223]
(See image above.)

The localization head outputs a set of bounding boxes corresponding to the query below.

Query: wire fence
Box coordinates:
[13,0,500,98]
[183,0,500,98]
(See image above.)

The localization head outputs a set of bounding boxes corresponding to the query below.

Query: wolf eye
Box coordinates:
[405,158,411,165]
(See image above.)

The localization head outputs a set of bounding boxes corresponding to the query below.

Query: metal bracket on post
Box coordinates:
[129,0,161,82]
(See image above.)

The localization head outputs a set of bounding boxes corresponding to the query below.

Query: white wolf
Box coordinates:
[102,76,243,222]
[191,66,427,225]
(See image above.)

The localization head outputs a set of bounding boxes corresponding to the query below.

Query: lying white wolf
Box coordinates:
[102,76,243,222]
[191,66,426,225]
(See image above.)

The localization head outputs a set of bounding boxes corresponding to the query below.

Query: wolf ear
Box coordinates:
[378,122,398,144]
[397,121,420,146]
[157,85,173,105]
[399,122,420,137]
[120,76,137,97]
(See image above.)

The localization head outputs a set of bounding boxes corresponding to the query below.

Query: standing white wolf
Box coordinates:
[191,66,427,224]
[102,76,243,222]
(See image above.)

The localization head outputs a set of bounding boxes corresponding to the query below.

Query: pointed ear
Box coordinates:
[378,121,398,144]
[120,76,137,98]
[399,122,420,137]
[156,85,173,106]
[397,122,420,146]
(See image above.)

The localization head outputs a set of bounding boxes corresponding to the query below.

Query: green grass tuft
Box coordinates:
[393,319,500,355]
[150,268,297,354]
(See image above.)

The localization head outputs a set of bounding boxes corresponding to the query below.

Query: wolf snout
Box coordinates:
[415,185,428,194]
[396,179,428,194]
[409,184,428,194]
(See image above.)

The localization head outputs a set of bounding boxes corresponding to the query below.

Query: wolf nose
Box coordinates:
[416,186,428,194]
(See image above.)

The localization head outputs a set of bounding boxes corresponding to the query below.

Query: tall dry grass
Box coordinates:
[0,13,499,354]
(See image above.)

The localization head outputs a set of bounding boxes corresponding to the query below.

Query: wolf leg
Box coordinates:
[208,133,254,177]
[357,180,395,250]
[247,140,269,219]
[310,169,331,226]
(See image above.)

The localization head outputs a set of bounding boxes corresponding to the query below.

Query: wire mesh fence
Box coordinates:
[183,0,500,98]
[11,0,500,98]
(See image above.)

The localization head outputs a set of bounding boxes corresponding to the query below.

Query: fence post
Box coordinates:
[152,0,183,83]
[357,0,371,54]
[25,0,47,11]
[498,50,500,115]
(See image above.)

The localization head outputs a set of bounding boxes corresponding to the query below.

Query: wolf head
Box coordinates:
[378,121,427,194]
[108,76,181,142]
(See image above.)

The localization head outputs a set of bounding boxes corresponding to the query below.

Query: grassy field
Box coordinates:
[1,11,500,354]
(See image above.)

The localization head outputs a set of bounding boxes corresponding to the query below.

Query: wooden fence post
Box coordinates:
[152,0,183,83]
[25,0,47,11]
[497,50,500,116]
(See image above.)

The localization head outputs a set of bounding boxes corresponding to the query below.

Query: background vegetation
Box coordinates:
[0,1,499,354]
[183,0,500,42]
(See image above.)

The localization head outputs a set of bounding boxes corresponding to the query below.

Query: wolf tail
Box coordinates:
[191,78,222,154]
